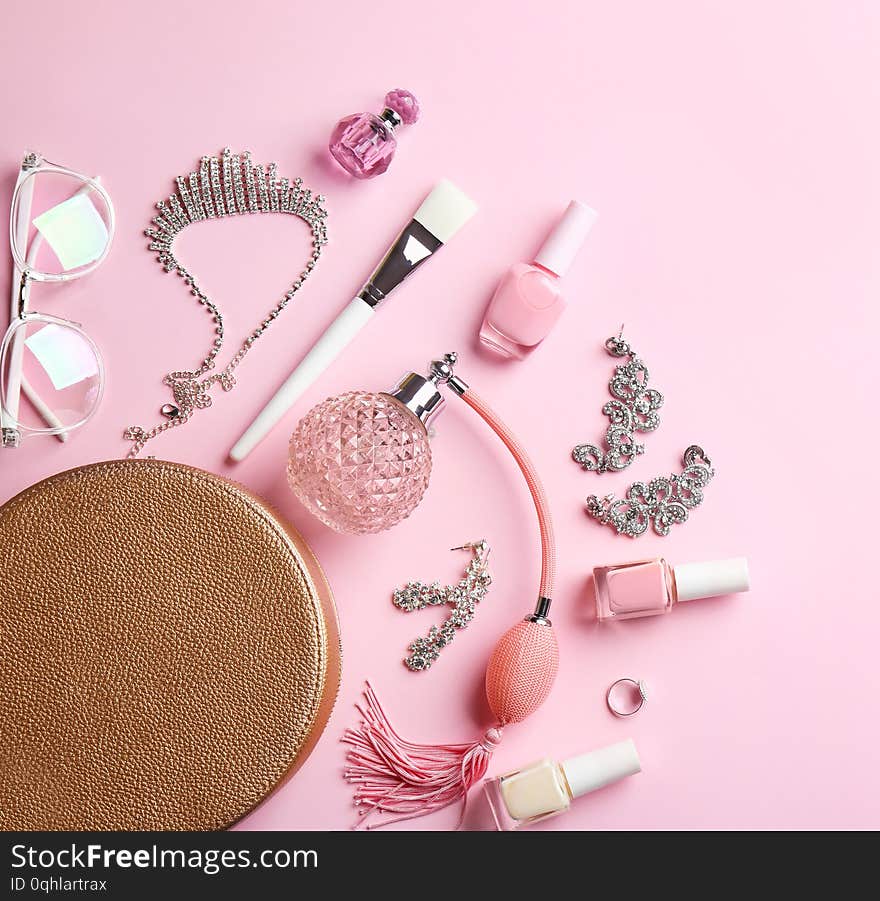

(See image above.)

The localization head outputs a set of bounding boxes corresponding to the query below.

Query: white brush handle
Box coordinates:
[229,297,374,461]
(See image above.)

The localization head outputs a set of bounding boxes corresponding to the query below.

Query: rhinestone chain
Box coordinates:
[125,148,328,457]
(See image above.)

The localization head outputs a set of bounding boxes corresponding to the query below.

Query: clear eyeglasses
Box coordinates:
[1,151,115,448]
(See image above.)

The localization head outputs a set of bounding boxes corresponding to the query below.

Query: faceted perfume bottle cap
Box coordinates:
[384,89,420,125]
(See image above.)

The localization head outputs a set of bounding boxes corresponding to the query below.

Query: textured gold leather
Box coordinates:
[0,459,340,830]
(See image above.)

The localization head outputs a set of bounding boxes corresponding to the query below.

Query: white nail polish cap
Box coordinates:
[561,739,641,800]
[533,200,598,277]
[673,557,751,603]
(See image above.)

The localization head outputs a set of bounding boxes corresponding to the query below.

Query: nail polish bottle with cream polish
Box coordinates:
[479,200,598,359]
[484,739,641,830]
[593,557,750,622]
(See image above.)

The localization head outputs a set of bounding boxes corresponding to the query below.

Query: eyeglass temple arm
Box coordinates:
[3,172,34,434]
[4,177,102,440]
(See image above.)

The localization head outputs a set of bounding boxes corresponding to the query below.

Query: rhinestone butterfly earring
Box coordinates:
[392,541,492,672]
[572,328,663,473]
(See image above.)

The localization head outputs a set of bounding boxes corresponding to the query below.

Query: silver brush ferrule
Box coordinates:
[357,219,443,309]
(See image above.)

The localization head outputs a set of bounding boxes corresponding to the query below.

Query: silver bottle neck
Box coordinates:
[379,108,402,134]
[384,354,469,430]
[385,372,445,428]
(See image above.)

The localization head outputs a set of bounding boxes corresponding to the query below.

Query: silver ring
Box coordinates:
[606,678,648,717]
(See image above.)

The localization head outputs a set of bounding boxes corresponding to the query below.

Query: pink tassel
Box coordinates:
[343,681,503,830]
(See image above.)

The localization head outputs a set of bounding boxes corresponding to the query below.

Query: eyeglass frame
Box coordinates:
[1,152,115,448]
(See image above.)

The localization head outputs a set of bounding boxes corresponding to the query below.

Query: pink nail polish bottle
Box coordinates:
[479,200,598,359]
[593,557,750,622]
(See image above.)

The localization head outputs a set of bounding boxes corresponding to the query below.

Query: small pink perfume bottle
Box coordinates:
[328,89,420,179]
[484,739,641,830]
[479,200,598,359]
[593,557,750,622]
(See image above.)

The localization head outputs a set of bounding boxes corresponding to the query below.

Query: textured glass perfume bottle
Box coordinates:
[288,389,433,534]
[328,89,420,179]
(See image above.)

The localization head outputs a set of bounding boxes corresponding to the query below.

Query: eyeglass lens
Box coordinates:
[12,170,112,278]
[1,319,102,433]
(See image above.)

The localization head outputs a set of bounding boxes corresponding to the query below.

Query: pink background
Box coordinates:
[1,1,878,830]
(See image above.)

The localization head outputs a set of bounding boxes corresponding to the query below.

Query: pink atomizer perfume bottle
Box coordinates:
[479,200,598,359]
[290,353,567,827]
[593,557,750,622]
[484,739,641,830]
[328,89,420,179]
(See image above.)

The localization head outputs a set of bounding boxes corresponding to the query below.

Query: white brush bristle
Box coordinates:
[413,179,478,243]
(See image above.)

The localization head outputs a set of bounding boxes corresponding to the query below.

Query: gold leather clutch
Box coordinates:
[0,459,340,830]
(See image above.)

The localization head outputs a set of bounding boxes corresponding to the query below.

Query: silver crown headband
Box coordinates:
[126,148,328,457]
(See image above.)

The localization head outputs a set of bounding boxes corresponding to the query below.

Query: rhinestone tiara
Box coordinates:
[144,147,328,271]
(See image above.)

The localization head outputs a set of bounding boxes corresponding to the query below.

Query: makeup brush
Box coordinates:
[228,179,477,462]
